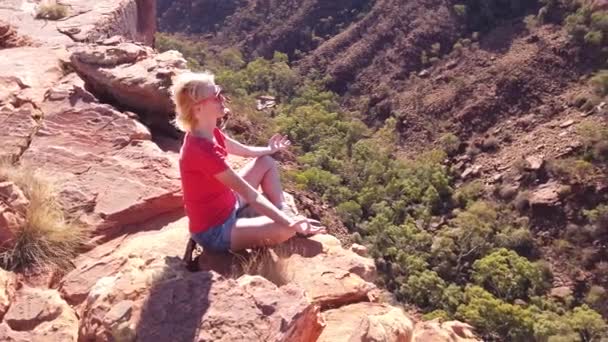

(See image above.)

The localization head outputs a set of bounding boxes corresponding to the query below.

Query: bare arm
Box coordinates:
[224,135,271,158]
[224,133,291,158]
[214,167,293,226]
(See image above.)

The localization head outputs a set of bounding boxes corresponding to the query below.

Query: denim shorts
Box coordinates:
[191,198,244,252]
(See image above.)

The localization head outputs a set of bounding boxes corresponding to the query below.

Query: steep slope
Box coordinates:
[158,0,373,59]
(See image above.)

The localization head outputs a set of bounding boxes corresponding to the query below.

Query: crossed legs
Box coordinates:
[229,156,294,251]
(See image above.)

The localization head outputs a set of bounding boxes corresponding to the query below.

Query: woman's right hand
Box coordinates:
[289,217,326,236]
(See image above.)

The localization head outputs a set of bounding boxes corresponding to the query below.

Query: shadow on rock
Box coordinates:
[135,256,212,342]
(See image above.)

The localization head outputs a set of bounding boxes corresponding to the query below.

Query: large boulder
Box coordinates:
[59,217,190,306]
[20,75,182,243]
[318,302,414,342]
[529,181,562,208]
[412,320,480,342]
[273,234,377,309]
[75,249,323,341]
[1,287,78,342]
[69,42,187,133]
[0,0,156,47]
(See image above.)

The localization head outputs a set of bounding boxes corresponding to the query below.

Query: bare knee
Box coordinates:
[256,155,278,171]
[277,226,295,243]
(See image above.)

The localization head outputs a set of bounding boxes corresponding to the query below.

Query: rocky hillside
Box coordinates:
[0,1,479,341]
[157,0,608,340]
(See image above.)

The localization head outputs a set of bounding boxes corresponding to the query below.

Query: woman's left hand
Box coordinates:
[267,133,291,154]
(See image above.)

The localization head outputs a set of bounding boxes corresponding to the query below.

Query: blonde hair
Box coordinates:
[170,71,217,132]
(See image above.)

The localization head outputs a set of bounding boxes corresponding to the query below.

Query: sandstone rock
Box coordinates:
[0,268,16,320]
[461,165,481,179]
[350,243,368,257]
[0,105,39,162]
[0,46,67,106]
[274,234,377,309]
[0,0,156,46]
[318,302,414,342]
[77,255,323,341]
[20,80,182,243]
[560,119,575,128]
[0,20,31,49]
[412,320,480,342]
[69,43,187,132]
[524,155,545,171]
[2,287,78,342]
[237,275,324,342]
[60,217,190,306]
[550,286,572,299]
[529,181,561,207]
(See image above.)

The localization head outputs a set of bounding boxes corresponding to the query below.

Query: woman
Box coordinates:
[172,71,326,252]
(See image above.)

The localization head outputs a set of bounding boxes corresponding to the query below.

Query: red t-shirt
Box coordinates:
[179,128,237,233]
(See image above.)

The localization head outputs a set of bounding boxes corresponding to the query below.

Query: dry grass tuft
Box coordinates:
[234,247,291,286]
[35,1,69,20]
[0,162,88,272]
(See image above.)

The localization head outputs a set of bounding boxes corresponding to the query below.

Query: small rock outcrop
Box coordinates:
[274,234,377,309]
[0,20,31,49]
[1,286,78,342]
[318,302,414,342]
[412,320,479,342]
[69,42,187,133]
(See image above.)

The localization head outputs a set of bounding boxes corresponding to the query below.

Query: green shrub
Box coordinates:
[452,180,484,208]
[439,133,461,155]
[590,70,608,96]
[336,200,363,229]
[547,158,595,182]
[585,30,604,45]
[456,285,536,340]
[591,11,608,32]
[400,270,447,309]
[577,121,608,161]
[584,285,607,314]
[568,305,608,341]
[422,309,450,321]
[454,4,467,17]
[472,248,551,301]
[583,204,608,232]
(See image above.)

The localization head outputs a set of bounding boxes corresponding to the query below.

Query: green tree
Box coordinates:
[472,248,551,301]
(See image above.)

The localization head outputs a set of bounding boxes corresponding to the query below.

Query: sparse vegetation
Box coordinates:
[590,70,608,97]
[234,248,289,286]
[0,163,88,271]
[577,122,608,162]
[547,158,595,182]
[439,133,461,155]
[35,2,68,20]
[157,33,608,341]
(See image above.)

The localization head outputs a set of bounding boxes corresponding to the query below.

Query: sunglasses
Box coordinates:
[196,85,231,106]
